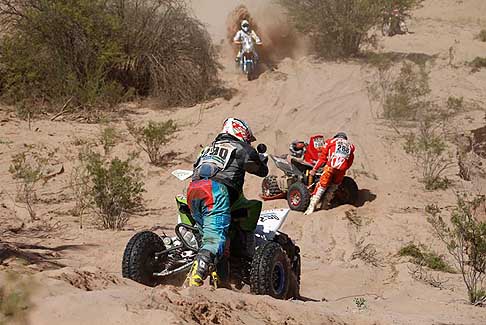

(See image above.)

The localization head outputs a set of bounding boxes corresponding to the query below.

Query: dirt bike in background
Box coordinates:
[122,144,301,300]
[382,8,409,36]
[237,37,260,81]
[261,149,358,212]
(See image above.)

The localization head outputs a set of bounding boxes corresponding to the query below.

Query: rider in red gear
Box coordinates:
[289,134,325,166]
[304,132,355,215]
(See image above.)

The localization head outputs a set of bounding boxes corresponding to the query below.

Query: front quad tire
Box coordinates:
[287,182,310,211]
[122,231,166,287]
[250,241,291,300]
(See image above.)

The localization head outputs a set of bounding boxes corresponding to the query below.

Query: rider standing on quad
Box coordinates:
[304,132,355,215]
[187,118,268,286]
[233,20,262,63]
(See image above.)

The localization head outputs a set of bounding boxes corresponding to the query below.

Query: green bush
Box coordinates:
[446,96,464,112]
[383,62,431,120]
[479,29,486,42]
[279,0,423,58]
[399,243,455,273]
[0,0,219,113]
[100,126,120,155]
[81,151,144,230]
[8,145,55,220]
[403,118,453,190]
[427,195,486,305]
[127,120,177,166]
[470,57,486,72]
[0,272,33,325]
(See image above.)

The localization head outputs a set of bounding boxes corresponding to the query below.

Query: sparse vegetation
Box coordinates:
[69,161,92,228]
[403,117,454,190]
[127,120,177,166]
[470,57,486,72]
[344,209,363,229]
[279,0,423,58]
[353,297,367,310]
[427,195,486,305]
[369,60,454,190]
[0,138,13,145]
[78,150,145,230]
[446,96,464,113]
[100,126,120,155]
[8,145,55,220]
[383,62,431,121]
[0,0,220,115]
[0,272,33,325]
[478,29,486,42]
[352,238,381,267]
[408,264,448,289]
[399,243,455,273]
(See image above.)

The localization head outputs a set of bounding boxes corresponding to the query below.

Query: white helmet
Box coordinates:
[221,117,256,144]
[241,20,250,32]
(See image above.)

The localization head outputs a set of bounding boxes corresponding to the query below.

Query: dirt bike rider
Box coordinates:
[187,118,269,287]
[233,19,262,63]
[382,3,407,35]
[304,132,355,215]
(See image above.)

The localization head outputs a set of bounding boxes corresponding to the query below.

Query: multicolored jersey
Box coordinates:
[193,133,268,193]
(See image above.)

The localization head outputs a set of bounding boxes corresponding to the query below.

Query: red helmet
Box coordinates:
[221,118,256,143]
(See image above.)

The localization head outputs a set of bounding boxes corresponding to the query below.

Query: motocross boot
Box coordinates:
[304,187,326,215]
[188,249,214,287]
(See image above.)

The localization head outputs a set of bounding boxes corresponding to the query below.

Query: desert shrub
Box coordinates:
[478,29,486,42]
[8,145,55,220]
[399,243,455,273]
[99,126,120,155]
[446,96,464,113]
[0,272,33,325]
[80,150,144,230]
[113,0,220,107]
[0,0,219,114]
[127,120,177,166]
[383,62,431,120]
[403,118,453,190]
[427,195,486,305]
[470,57,486,72]
[278,0,423,58]
[0,0,124,112]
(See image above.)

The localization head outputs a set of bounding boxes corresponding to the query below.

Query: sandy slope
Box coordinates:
[1,0,486,324]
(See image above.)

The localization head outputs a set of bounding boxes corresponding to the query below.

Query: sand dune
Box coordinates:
[1,0,486,324]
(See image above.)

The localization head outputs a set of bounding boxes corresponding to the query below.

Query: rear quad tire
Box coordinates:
[250,241,292,299]
[122,231,166,287]
[262,175,283,197]
[287,182,310,212]
[333,176,359,206]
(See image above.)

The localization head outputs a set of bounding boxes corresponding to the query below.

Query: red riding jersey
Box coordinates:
[312,137,355,172]
[303,135,325,165]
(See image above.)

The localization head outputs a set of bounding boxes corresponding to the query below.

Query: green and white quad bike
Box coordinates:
[122,169,301,300]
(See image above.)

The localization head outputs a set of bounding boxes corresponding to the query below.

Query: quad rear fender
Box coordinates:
[255,208,290,242]
[270,155,301,176]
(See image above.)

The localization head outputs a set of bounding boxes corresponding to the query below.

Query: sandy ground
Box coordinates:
[1,0,486,324]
